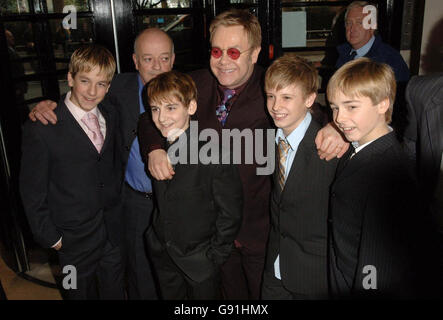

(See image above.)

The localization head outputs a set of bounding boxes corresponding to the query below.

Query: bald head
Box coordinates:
[133,28,175,84]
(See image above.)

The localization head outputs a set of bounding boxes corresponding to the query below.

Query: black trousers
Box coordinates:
[122,183,158,300]
[150,248,221,300]
[262,269,328,300]
[57,240,125,300]
[220,244,265,300]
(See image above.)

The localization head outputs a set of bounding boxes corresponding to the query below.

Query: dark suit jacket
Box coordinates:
[336,35,410,82]
[139,65,273,253]
[328,132,419,298]
[20,99,123,252]
[404,73,443,232]
[265,120,338,296]
[105,72,143,178]
[142,129,243,282]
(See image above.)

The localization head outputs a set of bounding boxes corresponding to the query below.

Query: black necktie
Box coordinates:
[350,50,357,60]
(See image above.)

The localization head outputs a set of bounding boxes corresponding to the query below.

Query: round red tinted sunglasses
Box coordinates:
[210,47,252,60]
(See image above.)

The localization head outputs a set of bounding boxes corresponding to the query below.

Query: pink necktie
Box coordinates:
[81,112,104,152]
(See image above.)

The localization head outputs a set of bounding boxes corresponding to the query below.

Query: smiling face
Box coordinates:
[67,67,110,112]
[209,25,260,89]
[150,97,197,141]
[345,5,375,50]
[133,29,175,85]
[329,90,389,145]
[266,84,316,137]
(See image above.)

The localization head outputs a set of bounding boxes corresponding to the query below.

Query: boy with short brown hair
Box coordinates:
[139,70,243,300]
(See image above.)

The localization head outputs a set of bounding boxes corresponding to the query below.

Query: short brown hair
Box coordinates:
[265,54,318,98]
[69,44,116,82]
[327,57,396,123]
[209,9,261,50]
[146,70,197,108]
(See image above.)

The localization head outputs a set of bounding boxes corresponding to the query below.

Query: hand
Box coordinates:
[53,240,62,251]
[29,100,58,125]
[148,149,175,180]
[315,122,349,161]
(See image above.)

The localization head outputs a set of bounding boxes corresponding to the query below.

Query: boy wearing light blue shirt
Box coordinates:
[262,54,338,299]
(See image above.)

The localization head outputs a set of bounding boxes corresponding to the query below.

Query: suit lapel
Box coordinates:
[98,103,112,154]
[426,93,443,169]
[335,132,396,184]
[57,100,101,155]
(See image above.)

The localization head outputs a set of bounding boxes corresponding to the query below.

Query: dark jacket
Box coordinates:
[328,132,420,298]
[20,99,123,252]
[336,35,410,82]
[265,120,338,296]
[141,126,243,282]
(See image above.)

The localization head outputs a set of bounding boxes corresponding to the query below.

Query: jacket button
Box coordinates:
[331,192,336,198]
[99,183,104,188]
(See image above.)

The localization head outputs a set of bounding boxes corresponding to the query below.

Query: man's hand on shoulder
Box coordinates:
[29,100,58,125]
[148,149,175,180]
[315,122,349,161]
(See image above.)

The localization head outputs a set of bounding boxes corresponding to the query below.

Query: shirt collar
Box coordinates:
[352,125,393,153]
[354,35,375,58]
[64,91,99,119]
[275,112,312,150]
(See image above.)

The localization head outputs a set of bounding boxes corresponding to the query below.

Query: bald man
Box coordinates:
[29,28,175,300]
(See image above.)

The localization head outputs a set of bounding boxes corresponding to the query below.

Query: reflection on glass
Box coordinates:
[230,0,258,3]
[24,81,43,101]
[135,14,194,68]
[282,6,346,47]
[58,77,70,95]
[4,22,40,74]
[46,0,90,13]
[133,0,190,10]
[0,0,30,14]
[49,18,94,59]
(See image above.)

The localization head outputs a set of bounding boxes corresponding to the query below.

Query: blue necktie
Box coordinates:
[350,50,357,60]
[216,89,235,126]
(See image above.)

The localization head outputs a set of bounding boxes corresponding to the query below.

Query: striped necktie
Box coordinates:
[277,138,291,191]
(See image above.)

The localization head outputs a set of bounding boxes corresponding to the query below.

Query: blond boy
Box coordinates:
[262,55,338,299]
[327,58,420,298]
[20,44,124,300]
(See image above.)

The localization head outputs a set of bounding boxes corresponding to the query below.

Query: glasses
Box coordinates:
[210,47,252,60]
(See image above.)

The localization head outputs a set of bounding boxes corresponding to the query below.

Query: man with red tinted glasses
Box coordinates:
[139,9,347,299]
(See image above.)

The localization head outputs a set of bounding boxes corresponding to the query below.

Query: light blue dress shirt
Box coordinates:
[274,112,312,279]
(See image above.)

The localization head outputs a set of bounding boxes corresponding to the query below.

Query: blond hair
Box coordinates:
[147,70,197,108]
[327,57,396,123]
[209,9,261,50]
[265,54,318,98]
[69,44,116,82]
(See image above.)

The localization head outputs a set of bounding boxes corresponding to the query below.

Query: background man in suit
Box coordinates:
[20,45,124,299]
[403,73,443,295]
[336,1,409,83]
[262,55,338,300]
[28,28,175,300]
[140,9,348,299]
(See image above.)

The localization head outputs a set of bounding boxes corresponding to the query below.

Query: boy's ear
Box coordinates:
[67,72,74,87]
[187,99,197,116]
[377,97,390,114]
[305,92,317,109]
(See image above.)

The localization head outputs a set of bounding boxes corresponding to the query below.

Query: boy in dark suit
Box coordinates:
[261,55,338,300]
[327,58,421,298]
[138,70,243,300]
[20,45,124,300]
